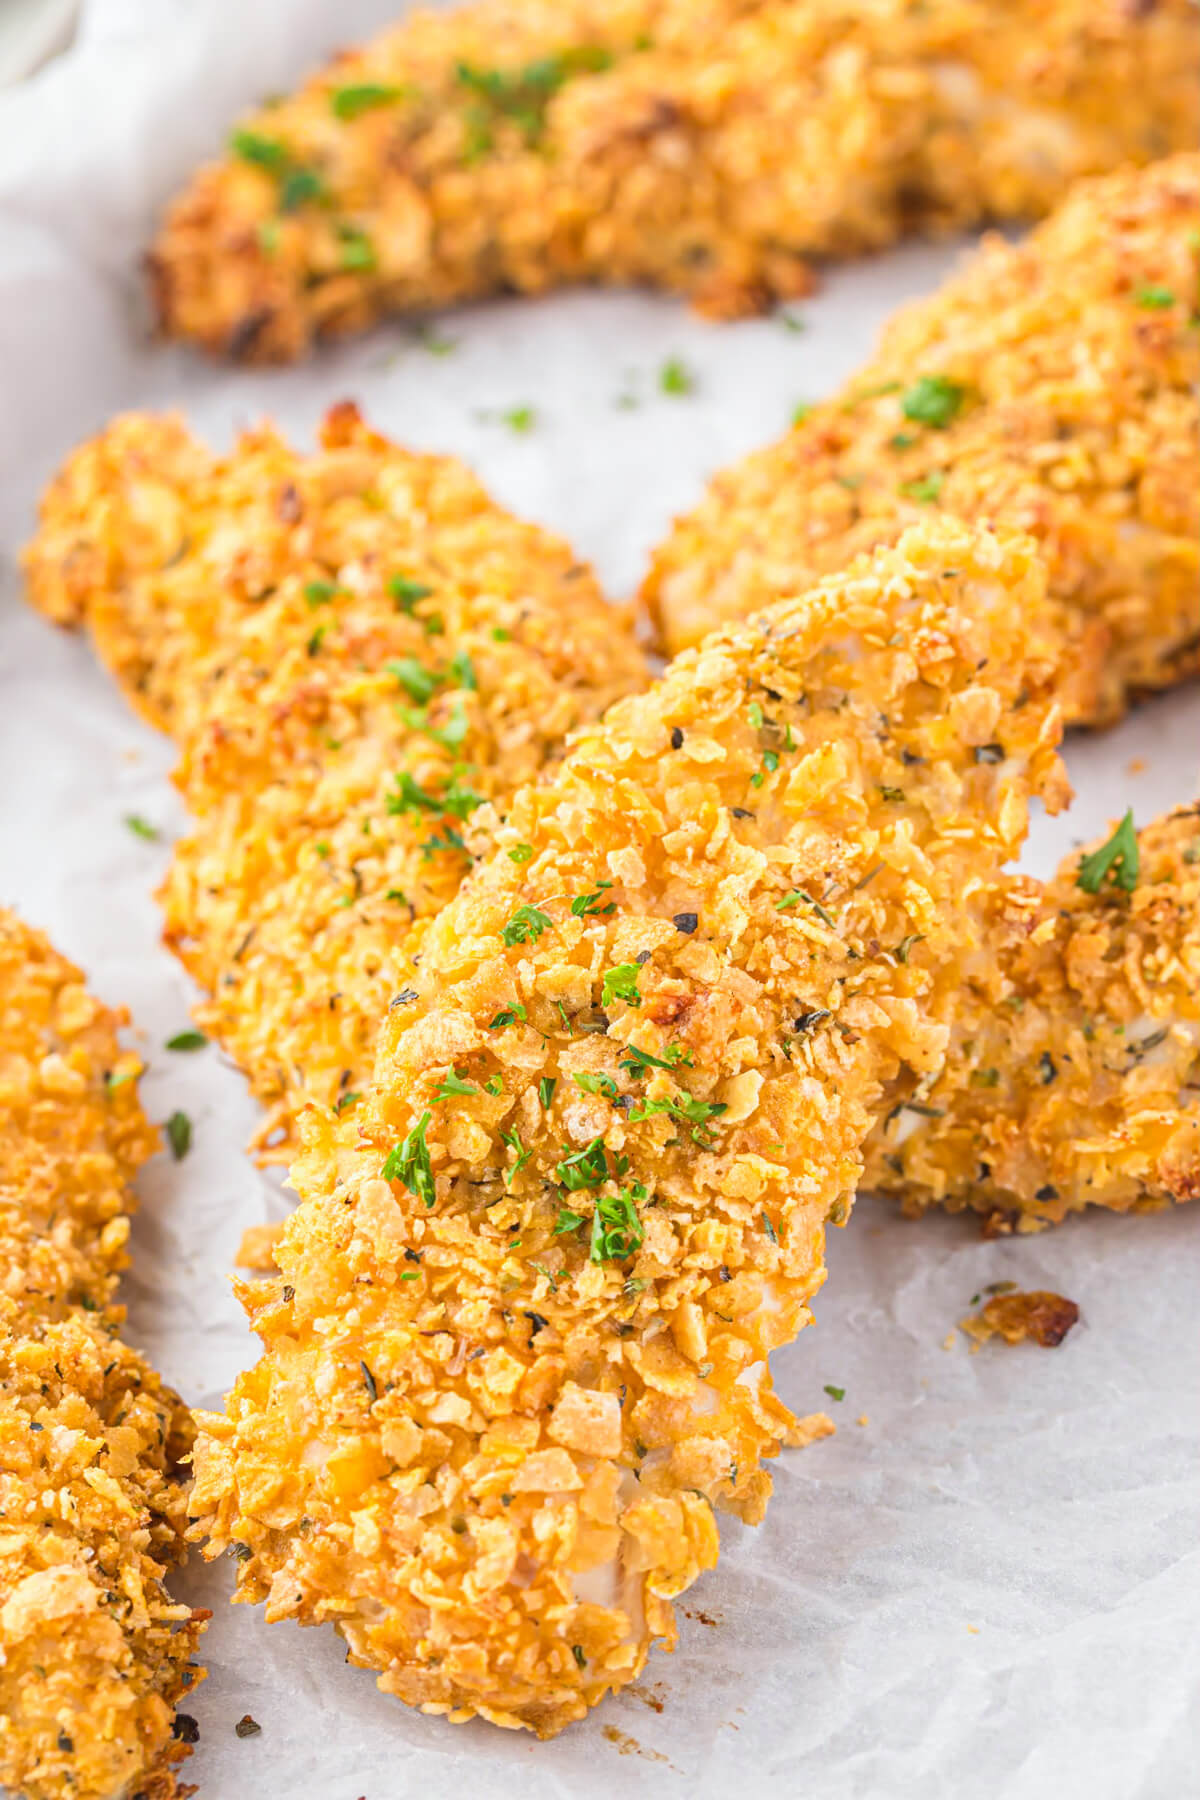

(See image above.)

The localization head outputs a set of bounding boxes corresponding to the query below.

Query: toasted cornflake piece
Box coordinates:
[148,0,1198,360]
[960,1290,1080,1348]
[24,403,648,1157]
[865,805,1200,1228]
[0,912,205,1800]
[647,154,1200,727]
[188,523,1067,1734]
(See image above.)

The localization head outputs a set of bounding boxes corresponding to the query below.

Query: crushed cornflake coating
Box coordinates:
[865,805,1200,1229]
[0,912,206,1800]
[646,154,1200,727]
[147,0,1199,360]
[189,523,1067,1734]
[959,1290,1080,1348]
[24,403,648,1157]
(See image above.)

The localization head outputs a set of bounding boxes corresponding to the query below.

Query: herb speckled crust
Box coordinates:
[23,404,648,1158]
[646,154,1200,728]
[189,525,1067,1733]
[865,806,1200,1228]
[147,0,1199,360]
[0,914,205,1800]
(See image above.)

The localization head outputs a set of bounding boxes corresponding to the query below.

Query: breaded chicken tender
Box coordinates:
[646,154,1200,728]
[189,523,1067,1733]
[0,913,205,1800]
[147,0,1200,360]
[24,405,648,1155]
[864,804,1200,1229]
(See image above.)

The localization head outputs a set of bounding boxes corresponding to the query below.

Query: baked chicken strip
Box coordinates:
[189,523,1067,1733]
[646,153,1200,728]
[24,404,648,1156]
[865,803,1200,1230]
[148,0,1199,360]
[0,913,205,1800]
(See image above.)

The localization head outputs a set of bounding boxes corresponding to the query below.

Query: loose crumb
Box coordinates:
[235,1221,285,1272]
[960,1289,1080,1349]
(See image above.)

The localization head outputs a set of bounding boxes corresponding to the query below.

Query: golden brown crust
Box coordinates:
[188,523,1066,1733]
[865,805,1200,1226]
[0,913,205,1800]
[23,404,649,1157]
[646,153,1200,728]
[147,0,1200,360]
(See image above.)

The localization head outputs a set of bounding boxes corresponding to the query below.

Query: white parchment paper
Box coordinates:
[1,5,1197,1796]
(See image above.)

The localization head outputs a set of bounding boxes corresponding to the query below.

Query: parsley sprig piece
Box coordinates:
[1077,809,1140,895]
[589,1183,647,1263]
[570,880,615,917]
[628,1091,727,1145]
[382,1111,436,1206]
[602,963,642,1008]
[619,1041,692,1076]
[432,1068,477,1100]
[330,82,409,121]
[501,903,553,948]
[556,1135,612,1191]
[900,374,966,429]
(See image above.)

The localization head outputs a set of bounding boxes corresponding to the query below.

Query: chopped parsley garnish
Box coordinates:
[382,1110,436,1206]
[500,1126,532,1187]
[125,814,159,842]
[1135,284,1175,309]
[165,1111,192,1161]
[501,903,553,947]
[538,1076,557,1109]
[488,1005,527,1030]
[450,651,478,690]
[303,578,343,608]
[334,1090,361,1113]
[791,400,813,426]
[508,843,534,865]
[338,226,377,272]
[619,1041,692,1076]
[628,1090,727,1144]
[387,770,483,821]
[823,1384,845,1402]
[433,1068,477,1100]
[601,963,642,1009]
[570,880,615,917]
[330,82,408,120]
[454,47,612,151]
[555,1205,586,1234]
[659,357,695,396]
[1076,808,1140,895]
[589,1183,646,1263]
[165,1030,207,1052]
[894,933,923,964]
[556,1135,610,1191]
[775,889,836,926]
[900,374,966,429]
[484,1074,504,1095]
[229,129,290,174]
[388,574,435,611]
[900,471,945,503]
[279,167,326,211]
[573,1070,617,1100]
[389,657,440,704]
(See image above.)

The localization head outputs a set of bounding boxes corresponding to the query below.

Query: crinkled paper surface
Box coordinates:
[0,5,1197,1796]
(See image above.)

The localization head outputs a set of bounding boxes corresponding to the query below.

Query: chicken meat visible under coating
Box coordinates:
[864,805,1200,1230]
[0,914,205,1800]
[24,404,649,1157]
[147,0,1200,360]
[646,153,1200,728]
[189,523,1068,1733]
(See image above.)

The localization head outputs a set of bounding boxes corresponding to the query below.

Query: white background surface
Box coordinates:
[0,5,1197,1796]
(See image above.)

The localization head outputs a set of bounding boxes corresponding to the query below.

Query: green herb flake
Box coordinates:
[538,1076,557,1109]
[1135,284,1175,310]
[900,374,966,429]
[555,1205,585,1234]
[589,1183,647,1263]
[389,656,440,704]
[303,578,342,608]
[338,226,377,272]
[165,1030,207,1052]
[556,1135,610,1192]
[618,1041,692,1076]
[433,1068,478,1100]
[229,129,290,174]
[331,82,408,121]
[450,651,478,691]
[601,963,642,1009]
[165,1111,192,1161]
[900,471,945,503]
[381,1110,436,1206]
[573,1070,617,1100]
[570,880,615,918]
[487,1005,528,1031]
[388,574,435,611]
[659,357,695,397]
[334,1090,362,1114]
[823,1384,846,1402]
[501,903,554,948]
[279,167,326,212]
[1076,808,1140,895]
[124,814,159,842]
[508,843,534,865]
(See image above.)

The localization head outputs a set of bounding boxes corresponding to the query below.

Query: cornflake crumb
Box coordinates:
[235,1221,285,1272]
[959,1289,1080,1349]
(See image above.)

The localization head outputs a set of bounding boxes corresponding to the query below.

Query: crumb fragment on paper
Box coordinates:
[960,1289,1080,1349]
[782,1409,836,1449]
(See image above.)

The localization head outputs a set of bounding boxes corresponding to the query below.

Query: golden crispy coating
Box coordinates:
[147,0,1199,360]
[865,805,1200,1229]
[0,913,205,1800]
[189,523,1067,1733]
[24,405,649,1155]
[646,154,1200,728]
